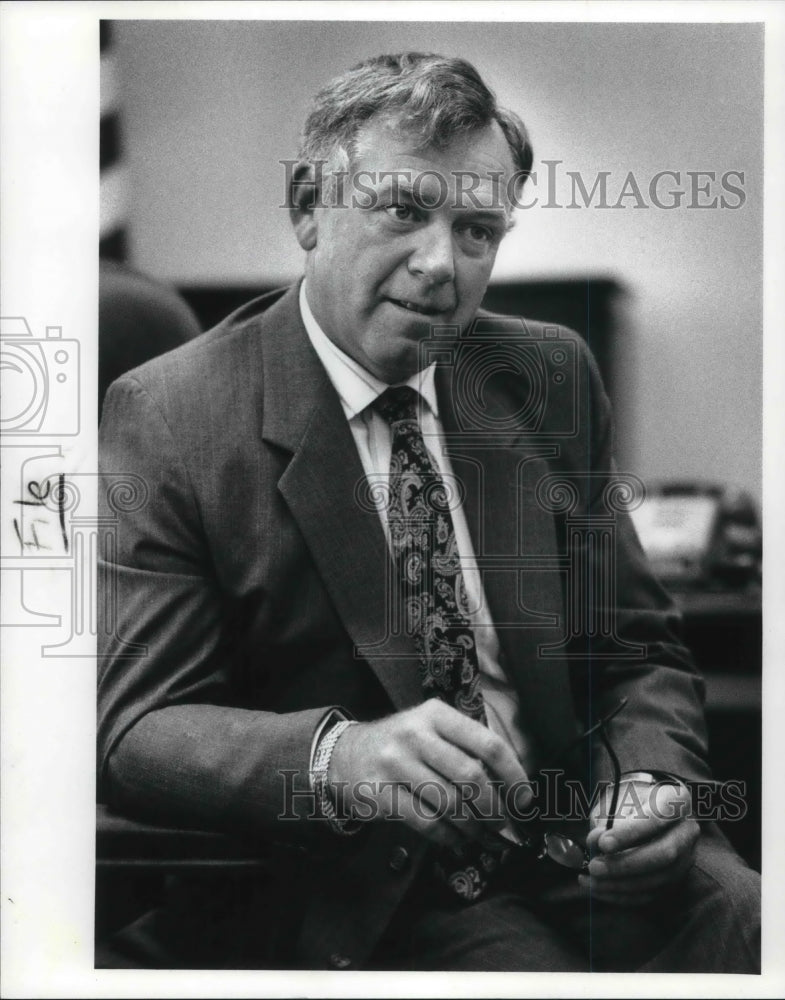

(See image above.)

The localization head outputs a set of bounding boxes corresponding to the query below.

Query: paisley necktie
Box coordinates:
[374,385,508,901]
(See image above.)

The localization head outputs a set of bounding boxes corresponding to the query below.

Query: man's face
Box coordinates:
[299,116,517,384]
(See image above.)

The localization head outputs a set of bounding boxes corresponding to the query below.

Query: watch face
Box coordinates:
[620,772,657,785]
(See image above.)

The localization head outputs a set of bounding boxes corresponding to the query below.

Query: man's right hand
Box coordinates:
[327,699,531,849]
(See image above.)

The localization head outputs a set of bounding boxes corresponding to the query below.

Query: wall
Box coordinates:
[113,20,763,500]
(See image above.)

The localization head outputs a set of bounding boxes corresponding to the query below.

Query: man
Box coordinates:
[97,52,760,971]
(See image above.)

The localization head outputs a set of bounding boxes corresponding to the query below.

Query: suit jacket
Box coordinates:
[97,282,710,968]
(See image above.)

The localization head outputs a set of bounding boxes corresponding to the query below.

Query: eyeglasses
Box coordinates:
[483,697,629,872]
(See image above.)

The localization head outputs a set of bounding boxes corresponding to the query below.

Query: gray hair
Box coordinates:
[298,52,533,184]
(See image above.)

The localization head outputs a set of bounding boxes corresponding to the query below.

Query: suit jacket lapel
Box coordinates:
[436,363,578,764]
[257,290,578,755]
[260,288,424,711]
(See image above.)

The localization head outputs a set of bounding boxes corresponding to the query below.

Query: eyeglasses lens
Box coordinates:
[541,832,588,871]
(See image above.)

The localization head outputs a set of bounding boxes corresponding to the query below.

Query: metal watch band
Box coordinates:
[311,718,361,835]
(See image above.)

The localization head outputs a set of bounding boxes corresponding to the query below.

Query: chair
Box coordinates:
[96,804,271,937]
[99,260,202,416]
[97,263,240,940]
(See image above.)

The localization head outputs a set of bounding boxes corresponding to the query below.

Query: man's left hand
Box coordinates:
[581,778,699,906]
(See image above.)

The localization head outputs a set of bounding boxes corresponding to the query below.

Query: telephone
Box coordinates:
[629,482,761,590]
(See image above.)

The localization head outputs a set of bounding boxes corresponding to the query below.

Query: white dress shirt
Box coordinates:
[300,282,533,775]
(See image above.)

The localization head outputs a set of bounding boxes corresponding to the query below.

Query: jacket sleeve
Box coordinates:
[97,374,331,842]
[561,337,712,785]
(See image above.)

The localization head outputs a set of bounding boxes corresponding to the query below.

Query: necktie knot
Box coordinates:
[374,385,420,426]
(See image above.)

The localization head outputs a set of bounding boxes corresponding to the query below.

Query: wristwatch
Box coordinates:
[311,715,362,835]
[621,770,684,786]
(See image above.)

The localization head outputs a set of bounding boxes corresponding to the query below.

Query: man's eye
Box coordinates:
[384,204,415,222]
[462,224,493,243]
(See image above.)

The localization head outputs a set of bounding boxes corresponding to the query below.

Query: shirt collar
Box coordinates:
[299,281,439,420]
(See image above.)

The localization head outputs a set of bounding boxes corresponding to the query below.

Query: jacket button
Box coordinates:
[388,845,410,872]
[329,953,352,969]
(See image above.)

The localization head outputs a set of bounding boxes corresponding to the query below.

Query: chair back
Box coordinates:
[99,261,201,416]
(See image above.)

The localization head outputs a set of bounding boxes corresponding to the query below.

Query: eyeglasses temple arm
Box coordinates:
[599,724,622,831]
[553,696,629,768]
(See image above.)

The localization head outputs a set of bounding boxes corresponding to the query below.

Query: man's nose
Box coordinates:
[407,222,455,285]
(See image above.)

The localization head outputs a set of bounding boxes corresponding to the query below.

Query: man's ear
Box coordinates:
[289,160,320,251]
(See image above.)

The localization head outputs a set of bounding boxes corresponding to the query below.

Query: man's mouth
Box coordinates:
[387,297,447,317]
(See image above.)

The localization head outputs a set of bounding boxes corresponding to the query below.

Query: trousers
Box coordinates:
[367,824,760,973]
